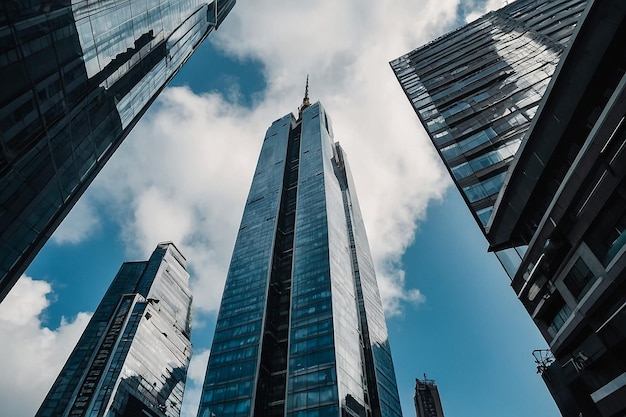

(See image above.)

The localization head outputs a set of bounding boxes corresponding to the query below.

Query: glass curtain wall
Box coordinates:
[198,102,402,417]
[36,243,193,417]
[0,0,235,301]
[391,0,587,277]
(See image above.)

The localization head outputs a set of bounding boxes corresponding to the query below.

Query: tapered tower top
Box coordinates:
[298,75,311,119]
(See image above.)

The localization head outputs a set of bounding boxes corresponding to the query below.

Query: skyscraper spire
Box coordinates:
[198,100,403,417]
[298,75,311,118]
[303,74,310,103]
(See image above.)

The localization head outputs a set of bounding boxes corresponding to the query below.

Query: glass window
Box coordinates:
[432,130,451,145]
[451,162,473,180]
[586,189,626,266]
[472,91,490,103]
[547,298,571,338]
[467,139,520,172]
[426,115,446,132]
[457,128,497,154]
[476,206,493,227]
[563,258,595,301]
[440,143,461,160]
[419,105,438,119]
[463,172,506,203]
[441,101,470,118]
[605,212,626,265]
[495,247,523,279]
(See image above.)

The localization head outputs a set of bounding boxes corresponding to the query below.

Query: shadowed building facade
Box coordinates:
[392,0,626,415]
[0,0,235,302]
[197,93,403,417]
[36,242,193,417]
[414,376,444,417]
[486,0,626,415]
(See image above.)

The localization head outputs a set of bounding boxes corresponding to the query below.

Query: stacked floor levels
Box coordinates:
[0,0,235,301]
[37,242,193,417]
[392,0,626,415]
[198,98,403,417]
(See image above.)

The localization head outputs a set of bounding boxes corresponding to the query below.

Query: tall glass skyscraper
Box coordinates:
[197,93,403,417]
[36,242,193,417]
[390,0,587,277]
[0,0,235,302]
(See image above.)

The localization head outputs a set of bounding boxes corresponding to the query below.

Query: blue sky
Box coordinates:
[0,1,559,416]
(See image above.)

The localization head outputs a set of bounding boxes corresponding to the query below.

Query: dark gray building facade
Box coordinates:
[0,0,235,302]
[487,0,626,415]
[414,376,444,417]
[36,242,193,417]
[392,0,626,415]
[197,96,403,417]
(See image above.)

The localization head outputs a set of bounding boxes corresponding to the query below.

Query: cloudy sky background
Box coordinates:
[0,0,560,416]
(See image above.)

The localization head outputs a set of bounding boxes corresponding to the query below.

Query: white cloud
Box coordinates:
[465,0,508,22]
[93,88,261,312]
[181,349,211,417]
[51,196,101,245]
[90,0,465,318]
[0,276,91,417]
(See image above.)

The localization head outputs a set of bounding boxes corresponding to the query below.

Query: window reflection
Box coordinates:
[391,0,581,233]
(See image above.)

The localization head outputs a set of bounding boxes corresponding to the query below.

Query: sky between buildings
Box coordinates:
[0,1,560,416]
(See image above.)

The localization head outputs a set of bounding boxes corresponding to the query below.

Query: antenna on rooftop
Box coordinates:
[298,75,311,119]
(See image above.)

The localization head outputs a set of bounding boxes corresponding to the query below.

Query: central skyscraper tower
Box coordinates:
[197,90,403,417]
